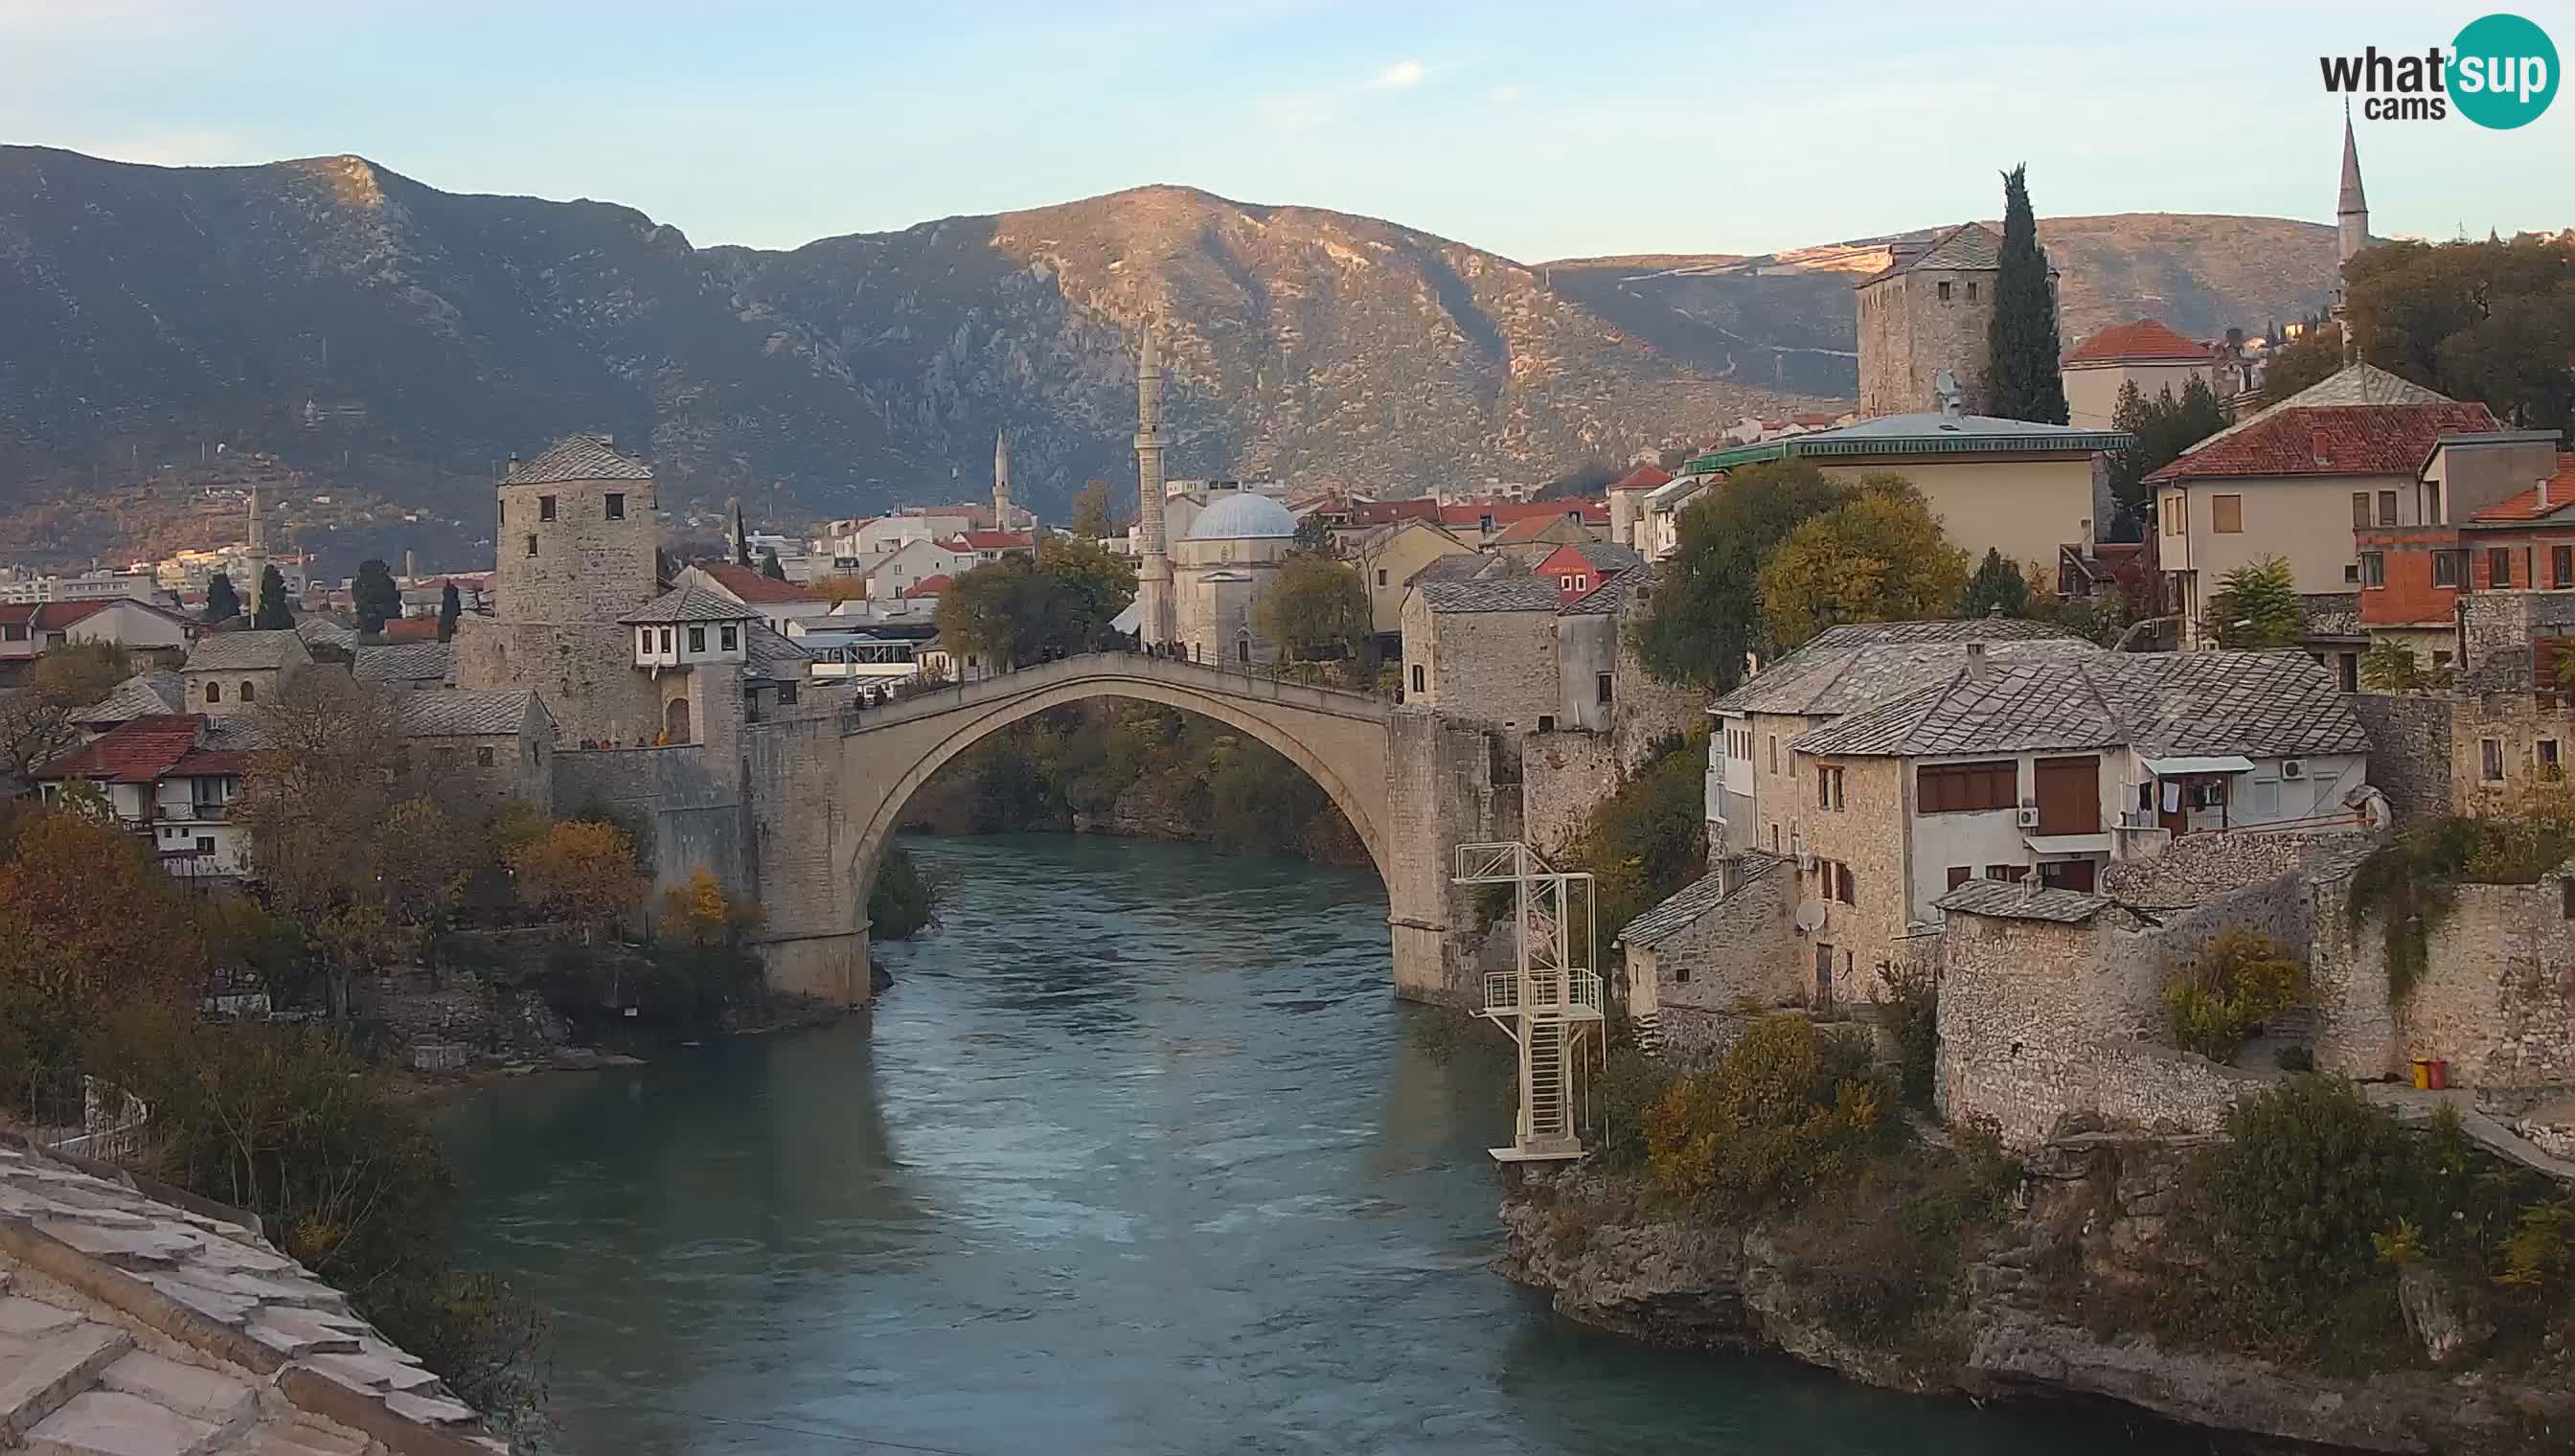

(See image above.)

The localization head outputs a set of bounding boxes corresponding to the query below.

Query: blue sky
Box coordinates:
[3,0,2565,260]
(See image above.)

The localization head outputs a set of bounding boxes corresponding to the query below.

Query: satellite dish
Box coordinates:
[1792,902,1829,935]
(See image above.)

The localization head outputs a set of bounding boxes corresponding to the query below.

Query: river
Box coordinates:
[439,833,2189,1455]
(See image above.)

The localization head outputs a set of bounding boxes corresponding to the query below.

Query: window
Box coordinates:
[2428,481,2444,525]
[720,625,738,651]
[2344,562,2361,582]
[2556,546,2573,589]
[475,746,495,768]
[1410,664,1425,694]
[2361,553,2385,587]
[525,534,537,557]
[195,836,214,854]
[2434,551,2461,587]
[1377,569,1387,587]
[2211,494,2244,534]
[1917,760,2017,813]
[605,492,626,521]
[1985,863,2018,883]
[1816,764,1844,810]
[1767,736,1779,774]
[1937,281,1952,301]
[1947,866,1971,891]
[1966,281,1978,302]
[2490,548,2513,588]
[538,494,557,522]
[1560,575,1575,590]
[205,682,221,704]
[688,626,706,652]
[2434,648,2454,670]
[1536,715,1556,733]
[239,681,255,702]
[2541,739,2562,780]
[2351,492,2372,530]
[2482,737,2505,783]
[1675,964,1691,985]
[1596,671,1614,706]
[2164,495,2183,535]
[2377,490,2398,527]
[659,627,674,653]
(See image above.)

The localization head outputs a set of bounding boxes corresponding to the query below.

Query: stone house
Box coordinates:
[1684,409,2128,578]
[397,688,556,815]
[2146,364,2497,647]
[1854,222,2017,417]
[1399,579,1561,720]
[2059,318,2218,431]
[1618,853,1796,1053]
[178,628,311,716]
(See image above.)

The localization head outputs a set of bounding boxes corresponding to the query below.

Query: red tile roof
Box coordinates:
[2146,402,2500,483]
[379,617,442,643]
[946,531,1036,552]
[34,714,206,784]
[694,560,821,604]
[2468,454,2575,523]
[1348,498,1443,526]
[1607,466,1674,492]
[901,574,953,599]
[1439,498,1609,529]
[2064,318,2216,366]
[0,601,118,631]
[1487,512,1600,547]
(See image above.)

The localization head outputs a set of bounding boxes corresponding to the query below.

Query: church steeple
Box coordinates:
[2334,105,2370,365]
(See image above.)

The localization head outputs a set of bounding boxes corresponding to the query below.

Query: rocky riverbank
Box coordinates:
[1497,1136,2575,1454]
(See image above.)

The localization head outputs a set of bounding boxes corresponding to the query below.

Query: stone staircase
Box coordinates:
[1,1270,371,1456]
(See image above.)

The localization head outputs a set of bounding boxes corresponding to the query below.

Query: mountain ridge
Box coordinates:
[0,147,2345,572]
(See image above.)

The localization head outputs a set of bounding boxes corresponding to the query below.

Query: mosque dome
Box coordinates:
[1184,493,1298,541]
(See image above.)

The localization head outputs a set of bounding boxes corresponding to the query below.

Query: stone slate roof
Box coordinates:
[1561,564,1654,616]
[1407,553,1514,586]
[294,617,359,652]
[353,640,456,686]
[501,433,653,486]
[182,629,308,672]
[1857,223,2002,287]
[1618,853,1784,947]
[1713,621,2099,718]
[1932,879,2110,923]
[397,689,543,738]
[0,1138,497,1452]
[1419,578,1564,614]
[744,621,812,680]
[620,585,761,626]
[1791,649,2370,760]
[76,671,184,725]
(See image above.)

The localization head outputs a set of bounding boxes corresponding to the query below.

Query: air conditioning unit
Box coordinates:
[2281,759,2307,781]
[2015,807,2041,828]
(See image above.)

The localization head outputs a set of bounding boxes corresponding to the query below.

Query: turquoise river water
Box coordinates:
[437,833,2198,1455]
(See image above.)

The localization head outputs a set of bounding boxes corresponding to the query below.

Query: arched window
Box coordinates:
[205,682,221,704]
[239,681,255,702]
[665,697,692,745]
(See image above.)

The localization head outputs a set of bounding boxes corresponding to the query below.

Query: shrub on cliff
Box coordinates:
[1873,958,1940,1108]
[1566,738,1707,954]
[2163,930,2304,1062]
[1643,1015,1894,1216]
[868,845,943,940]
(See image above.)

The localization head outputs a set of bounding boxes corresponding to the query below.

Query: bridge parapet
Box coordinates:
[840,651,1390,737]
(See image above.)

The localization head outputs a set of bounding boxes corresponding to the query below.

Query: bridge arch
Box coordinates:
[839,655,1393,909]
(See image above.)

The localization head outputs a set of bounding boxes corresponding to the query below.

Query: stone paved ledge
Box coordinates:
[0,1138,506,1456]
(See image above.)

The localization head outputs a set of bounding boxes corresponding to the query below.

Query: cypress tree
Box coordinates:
[253,565,293,629]
[1986,164,2069,424]
[437,581,462,642]
[353,558,401,635]
[204,572,239,624]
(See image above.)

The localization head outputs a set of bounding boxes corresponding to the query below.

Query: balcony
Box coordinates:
[1483,968,1605,1019]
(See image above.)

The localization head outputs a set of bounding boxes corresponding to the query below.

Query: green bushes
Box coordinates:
[1642,1015,1895,1216]
[1874,959,1940,1107]
[2164,930,2304,1061]
[867,845,944,941]
[1787,1123,2020,1350]
[1565,736,1707,951]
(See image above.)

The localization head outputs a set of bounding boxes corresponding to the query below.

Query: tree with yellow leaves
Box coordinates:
[1755,475,1970,650]
[506,819,644,941]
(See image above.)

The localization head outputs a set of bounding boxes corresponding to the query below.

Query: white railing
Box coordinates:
[1483,968,1604,1017]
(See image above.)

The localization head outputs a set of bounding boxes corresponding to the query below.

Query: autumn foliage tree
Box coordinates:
[1635,460,1855,690]
[1756,476,1970,649]
[1254,554,1371,663]
[508,819,646,940]
[0,640,136,792]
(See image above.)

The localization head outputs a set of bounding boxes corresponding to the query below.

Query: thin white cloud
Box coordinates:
[1367,58,1426,91]
[1488,83,1525,104]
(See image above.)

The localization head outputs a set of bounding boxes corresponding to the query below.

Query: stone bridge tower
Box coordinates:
[455,434,666,745]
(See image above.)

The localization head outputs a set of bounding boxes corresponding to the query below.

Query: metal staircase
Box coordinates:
[1455,841,1605,1162]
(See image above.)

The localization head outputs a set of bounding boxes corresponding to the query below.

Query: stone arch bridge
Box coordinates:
[741,653,1510,1009]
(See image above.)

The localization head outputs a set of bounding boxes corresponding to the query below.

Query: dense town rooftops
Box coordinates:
[693,560,822,603]
[180,628,308,672]
[1712,619,2095,718]
[1438,499,1609,530]
[2063,318,2217,367]
[1486,512,1599,548]
[500,432,653,486]
[2145,364,2493,483]
[1418,578,1567,614]
[620,585,762,626]
[1790,648,2369,761]
[1689,412,2131,472]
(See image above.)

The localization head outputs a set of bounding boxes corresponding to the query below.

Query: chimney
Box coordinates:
[1966,641,1991,679]
[2312,428,2333,467]
[403,549,417,582]
[2541,475,2553,510]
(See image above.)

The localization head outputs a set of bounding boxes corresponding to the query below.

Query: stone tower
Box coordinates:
[1133,328,1174,647]
[454,434,665,744]
[2335,107,2370,364]
[992,428,1014,529]
[1853,223,2005,417]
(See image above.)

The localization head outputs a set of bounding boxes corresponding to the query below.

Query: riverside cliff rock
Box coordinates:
[1497,1136,2575,1454]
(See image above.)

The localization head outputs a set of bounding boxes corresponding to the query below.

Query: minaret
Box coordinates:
[1133,327,1174,648]
[242,482,268,621]
[2335,105,2369,365]
[992,428,1014,530]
